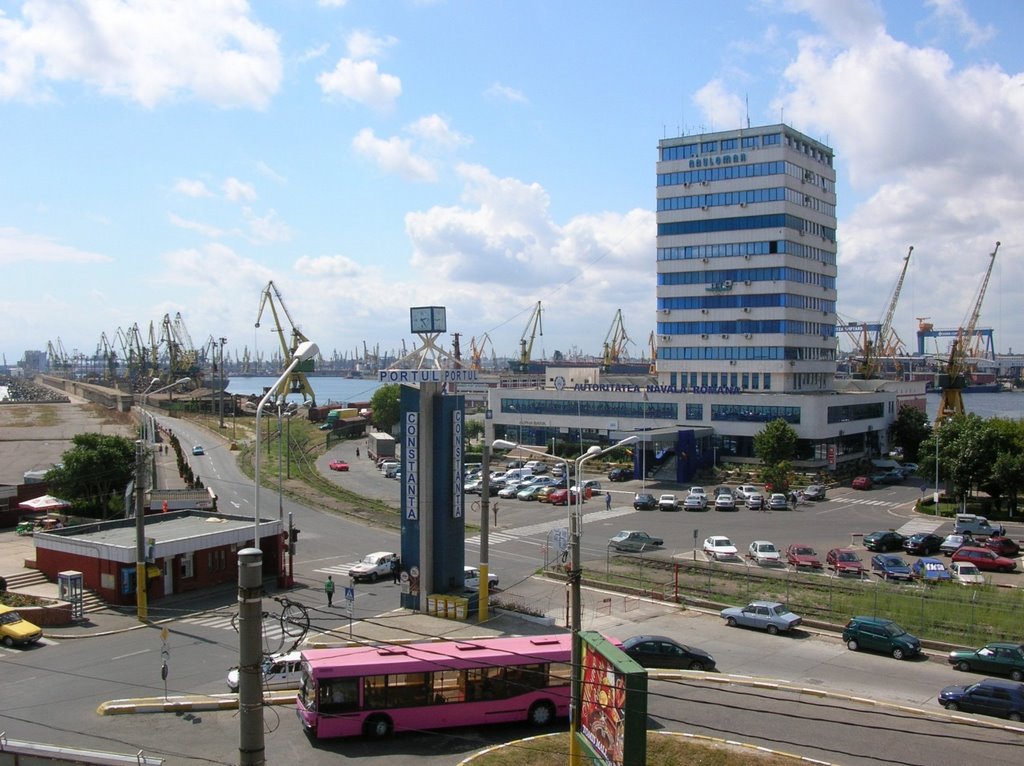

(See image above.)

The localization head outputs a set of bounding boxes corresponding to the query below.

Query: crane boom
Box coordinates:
[877,245,913,357]
[255,281,317,405]
[511,301,543,372]
[602,309,632,368]
[937,241,1000,422]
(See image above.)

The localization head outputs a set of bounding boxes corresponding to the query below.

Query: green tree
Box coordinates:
[369,384,401,434]
[753,419,798,493]
[464,418,484,442]
[46,433,137,519]
[889,405,931,463]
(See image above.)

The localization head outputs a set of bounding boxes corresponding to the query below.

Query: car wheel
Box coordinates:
[688,660,705,671]
[1011,670,1024,682]
[1009,712,1023,723]
[892,647,906,661]
[528,700,556,727]
[369,572,378,583]
[1,636,14,648]
[957,661,971,672]
[726,617,737,627]
[944,701,959,712]
[766,624,779,635]
[847,639,859,651]
[362,715,393,739]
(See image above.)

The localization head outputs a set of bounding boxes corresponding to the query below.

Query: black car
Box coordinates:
[633,492,657,510]
[620,635,716,672]
[608,467,632,482]
[863,530,906,552]
[939,678,1024,722]
[903,532,943,556]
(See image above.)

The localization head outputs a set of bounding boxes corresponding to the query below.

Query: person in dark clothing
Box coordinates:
[325,575,335,607]
[392,558,401,584]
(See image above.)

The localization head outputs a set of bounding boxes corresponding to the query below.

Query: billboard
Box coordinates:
[576,631,647,766]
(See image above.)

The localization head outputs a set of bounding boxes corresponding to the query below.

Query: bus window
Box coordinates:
[547,662,572,687]
[319,678,358,713]
[432,669,463,704]
[507,664,546,695]
[466,666,506,701]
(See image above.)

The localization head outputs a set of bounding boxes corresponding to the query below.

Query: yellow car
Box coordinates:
[0,604,44,647]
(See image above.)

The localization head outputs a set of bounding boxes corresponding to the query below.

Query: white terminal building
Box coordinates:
[484,124,924,483]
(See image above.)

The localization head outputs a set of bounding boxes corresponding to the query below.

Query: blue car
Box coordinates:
[912,557,952,581]
[871,553,913,581]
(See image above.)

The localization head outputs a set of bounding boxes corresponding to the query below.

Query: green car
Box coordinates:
[947,642,1024,681]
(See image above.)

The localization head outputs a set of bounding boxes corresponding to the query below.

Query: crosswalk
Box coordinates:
[466,507,635,546]
[841,497,899,508]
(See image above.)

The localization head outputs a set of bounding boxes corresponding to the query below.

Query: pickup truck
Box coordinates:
[349,551,399,583]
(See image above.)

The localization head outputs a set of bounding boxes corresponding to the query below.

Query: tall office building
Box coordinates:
[655,124,838,394]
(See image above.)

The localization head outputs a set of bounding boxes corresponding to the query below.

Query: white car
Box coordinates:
[748,540,782,564]
[463,565,499,590]
[736,485,760,500]
[349,551,399,583]
[950,561,986,585]
[658,493,679,511]
[688,486,707,500]
[703,535,738,560]
[227,651,302,691]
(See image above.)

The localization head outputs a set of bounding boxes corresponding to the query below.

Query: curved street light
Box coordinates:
[492,434,636,764]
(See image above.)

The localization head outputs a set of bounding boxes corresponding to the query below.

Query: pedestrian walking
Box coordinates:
[356,447,360,458]
[605,492,612,511]
[391,557,401,584]
[493,501,500,528]
[325,575,335,607]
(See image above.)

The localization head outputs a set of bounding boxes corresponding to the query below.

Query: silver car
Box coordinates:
[720,601,802,635]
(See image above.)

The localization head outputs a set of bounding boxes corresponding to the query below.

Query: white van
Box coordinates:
[379,460,399,477]
[501,467,534,483]
[523,460,548,474]
[953,514,1005,538]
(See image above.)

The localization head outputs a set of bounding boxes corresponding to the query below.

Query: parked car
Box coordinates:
[516,485,545,501]
[192,445,205,456]
[736,485,760,500]
[703,535,738,559]
[900,462,919,476]
[938,679,1024,721]
[903,532,943,556]
[748,540,782,565]
[688,486,707,500]
[523,460,548,474]
[871,554,913,581]
[875,469,905,484]
[785,544,822,569]
[714,493,737,511]
[227,651,302,691]
[620,635,716,672]
[548,488,583,506]
[633,492,657,510]
[948,643,1024,681]
[570,479,603,497]
[940,533,970,556]
[607,467,632,482]
[842,616,921,660]
[0,604,43,647]
[498,482,527,499]
[349,551,400,583]
[954,513,1005,538]
[720,600,802,635]
[328,459,349,472]
[803,484,827,501]
[863,530,906,552]
[683,494,708,511]
[745,492,764,511]
[535,485,562,503]
[983,536,1021,557]
[463,565,499,590]
[827,547,866,576]
[767,493,790,511]
[713,486,733,500]
[851,475,873,490]
[912,557,952,582]
[609,530,664,553]
[950,561,986,585]
[657,494,679,511]
[951,547,1017,573]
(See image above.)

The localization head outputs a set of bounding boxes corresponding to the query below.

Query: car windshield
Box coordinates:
[0,612,23,625]
[838,552,858,562]
[794,547,813,555]
[959,564,980,574]
[715,539,732,547]
[884,623,907,638]
[758,544,775,552]
[360,555,378,564]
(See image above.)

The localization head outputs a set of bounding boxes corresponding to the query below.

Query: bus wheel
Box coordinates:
[528,701,556,727]
[363,715,392,739]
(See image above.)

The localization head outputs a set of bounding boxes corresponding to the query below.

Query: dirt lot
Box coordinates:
[0,398,137,486]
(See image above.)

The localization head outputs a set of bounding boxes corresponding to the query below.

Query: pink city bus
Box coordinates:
[296,634,574,739]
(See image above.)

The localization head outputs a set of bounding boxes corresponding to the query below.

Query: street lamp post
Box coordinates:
[933,422,940,508]
[218,337,227,429]
[492,433,636,765]
[241,339,318,766]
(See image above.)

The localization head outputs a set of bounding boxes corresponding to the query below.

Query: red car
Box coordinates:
[851,476,873,490]
[827,547,865,575]
[786,544,823,569]
[329,460,350,472]
[951,547,1017,573]
[547,488,584,506]
[984,536,1021,557]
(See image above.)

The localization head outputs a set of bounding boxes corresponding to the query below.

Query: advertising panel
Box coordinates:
[576,631,647,766]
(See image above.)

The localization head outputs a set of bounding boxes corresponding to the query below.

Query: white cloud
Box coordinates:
[0,227,111,265]
[255,161,287,185]
[173,179,213,198]
[168,213,224,238]
[317,57,401,110]
[0,0,282,108]
[346,29,397,60]
[352,128,437,181]
[243,208,291,244]
[223,177,258,202]
[317,0,349,7]
[925,0,996,49]
[297,43,330,64]
[692,80,746,132]
[485,82,527,104]
[407,114,470,149]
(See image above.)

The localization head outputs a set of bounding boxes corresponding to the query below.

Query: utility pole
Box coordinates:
[237,548,264,765]
[134,439,148,621]
[478,443,491,621]
[218,337,227,429]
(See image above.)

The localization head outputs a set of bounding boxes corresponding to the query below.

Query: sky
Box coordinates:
[1,0,1023,372]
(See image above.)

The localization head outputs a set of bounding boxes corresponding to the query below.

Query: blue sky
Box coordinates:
[2,0,1022,370]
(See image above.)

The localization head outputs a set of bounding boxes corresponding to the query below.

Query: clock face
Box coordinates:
[431,307,447,333]
[410,307,432,332]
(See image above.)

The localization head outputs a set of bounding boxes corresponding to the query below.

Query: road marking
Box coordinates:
[466,507,635,546]
[112,649,151,660]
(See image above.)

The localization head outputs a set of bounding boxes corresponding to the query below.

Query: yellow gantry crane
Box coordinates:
[255,281,317,405]
[469,333,493,372]
[937,241,1000,422]
[602,309,632,369]
[511,301,543,373]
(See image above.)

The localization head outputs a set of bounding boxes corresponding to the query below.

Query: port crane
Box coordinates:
[840,246,913,379]
[511,301,543,373]
[255,281,317,405]
[937,241,1000,422]
[469,333,493,372]
[602,309,633,370]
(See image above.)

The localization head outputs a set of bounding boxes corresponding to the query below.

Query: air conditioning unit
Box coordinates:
[701,206,708,211]
[701,181,709,186]
[742,307,751,313]
[661,308,671,315]
[744,280,752,285]
[721,334,730,339]
[740,202,747,208]
[701,309,708,314]
[744,254,751,260]
[744,334,752,339]
[660,335,671,342]
[702,257,709,263]
[723,280,733,288]
[799,230,805,236]
[701,334,708,339]
[684,182,690,187]
[729,360,737,365]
